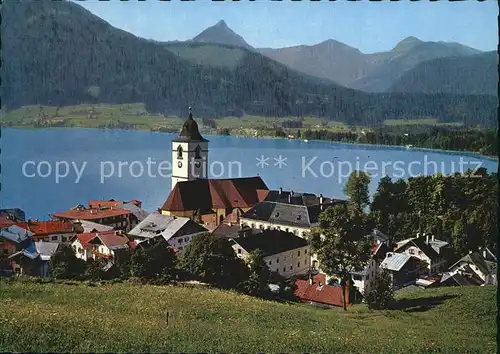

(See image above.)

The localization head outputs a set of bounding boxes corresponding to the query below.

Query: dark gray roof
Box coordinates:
[231,229,308,257]
[242,202,320,228]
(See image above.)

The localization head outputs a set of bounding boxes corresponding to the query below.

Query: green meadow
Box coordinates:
[0,279,495,353]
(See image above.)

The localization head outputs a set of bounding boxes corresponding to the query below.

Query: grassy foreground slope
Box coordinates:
[0,281,496,353]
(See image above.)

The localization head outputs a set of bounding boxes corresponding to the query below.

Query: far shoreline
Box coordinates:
[1,125,498,161]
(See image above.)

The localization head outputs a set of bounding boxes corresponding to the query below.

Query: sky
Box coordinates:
[73,0,498,53]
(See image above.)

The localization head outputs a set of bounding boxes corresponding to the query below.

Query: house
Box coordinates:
[351,230,391,295]
[161,109,269,229]
[395,233,451,275]
[87,199,147,227]
[16,220,76,243]
[240,189,346,239]
[294,274,350,308]
[71,219,114,233]
[0,225,34,259]
[71,233,97,262]
[50,204,134,231]
[441,247,497,286]
[86,231,131,260]
[128,211,209,251]
[9,242,60,277]
[0,208,26,222]
[380,252,428,290]
[229,229,310,278]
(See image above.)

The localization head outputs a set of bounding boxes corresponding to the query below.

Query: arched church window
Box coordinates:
[177,146,183,159]
[195,145,202,159]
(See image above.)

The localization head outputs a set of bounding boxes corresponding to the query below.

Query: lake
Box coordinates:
[1,128,497,220]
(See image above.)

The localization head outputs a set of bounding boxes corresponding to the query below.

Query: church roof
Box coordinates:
[173,108,208,142]
[161,177,268,212]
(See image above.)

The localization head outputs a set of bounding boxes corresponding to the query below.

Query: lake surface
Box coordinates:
[1,128,497,220]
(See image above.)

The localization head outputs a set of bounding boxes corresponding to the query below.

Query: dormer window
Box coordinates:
[195,145,202,159]
[275,212,280,217]
[177,146,183,159]
[297,215,301,220]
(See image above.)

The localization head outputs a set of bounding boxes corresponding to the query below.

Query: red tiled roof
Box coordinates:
[17,220,74,235]
[162,177,268,212]
[0,216,16,229]
[73,232,98,249]
[256,189,270,202]
[51,207,131,221]
[89,199,142,209]
[294,274,347,307]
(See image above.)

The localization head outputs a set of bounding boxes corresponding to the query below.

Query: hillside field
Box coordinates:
[0,279,496,353]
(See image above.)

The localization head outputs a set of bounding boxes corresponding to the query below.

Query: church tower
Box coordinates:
[171,107,209,191]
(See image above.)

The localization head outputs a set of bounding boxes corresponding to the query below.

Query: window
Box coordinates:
[285,228,289,232]
[177,146,183,159]
[179,238,183,244]
[304,249,307,254]
[195,145,202,159]
[259,225,264,230]
[418,250,422,255]
[298,250,301,256]
[251,223,255,228]
[298,262,300,268]
[238,248,242,254]
[283,267,286,272]
[185,236,189,242]
[276,258,279,263]
[302,232,307,237]
[366,274,370,280]
[284,256,287,261]
[51,236,58,241]
[275,212,280,217]
[268,261,272,266]
[62,236,67,242]
[293,230,297,235]
[409,249,415,255]
[290,265,293,270]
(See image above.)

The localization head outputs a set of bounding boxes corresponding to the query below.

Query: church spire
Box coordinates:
[174,106,208,142]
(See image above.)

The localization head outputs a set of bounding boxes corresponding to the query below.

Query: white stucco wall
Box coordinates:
[171,141,209,191]
[233,244,310,279]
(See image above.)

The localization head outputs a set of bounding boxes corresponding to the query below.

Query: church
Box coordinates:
[160,108,269,230]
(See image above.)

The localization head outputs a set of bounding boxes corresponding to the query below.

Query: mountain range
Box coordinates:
[1,0,496,127]
[193,21,496,95]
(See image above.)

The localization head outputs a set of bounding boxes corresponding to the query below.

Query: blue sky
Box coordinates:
[74,0,497,53]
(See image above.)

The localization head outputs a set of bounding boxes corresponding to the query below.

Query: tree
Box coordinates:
[309,205,371,310]
[365,269,394,310]
[240,249,272,298]
[128,240,177,284]
[344,171,371,213]
[179,233,248,289]
[50,244,86,279]
[84,257,107,281]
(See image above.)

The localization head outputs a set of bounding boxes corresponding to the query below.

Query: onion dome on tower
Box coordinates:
[174,107,208,142]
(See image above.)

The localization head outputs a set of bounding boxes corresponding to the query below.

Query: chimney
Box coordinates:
[288,193,291,204]
[425,234,429,244]
[483,249,487,259]
[416,232,421,238]
[431,235,435,242]
[279,187,283,195]
[309,274,313,285]
[319,193,324,204]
